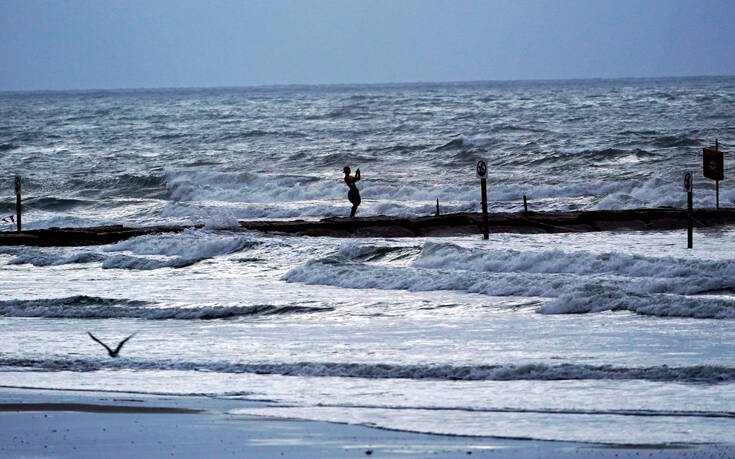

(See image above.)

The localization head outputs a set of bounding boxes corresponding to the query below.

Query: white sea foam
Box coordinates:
[165,169,341,203]
[413,242,735,281]
[100,229,257,269]
[541,288,735,318]
[161,166,735,219]
[3,230,260,270]
[204,213,240,229]
[0,296,332,319]
[8,249,105,267]
[21,215,119,231]
[283,242,735,318]
[2,357,733,383]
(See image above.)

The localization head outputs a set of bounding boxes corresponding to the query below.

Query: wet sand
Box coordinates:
[0,387,733,458]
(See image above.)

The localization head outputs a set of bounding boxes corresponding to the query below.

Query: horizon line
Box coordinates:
[2,73,734,95]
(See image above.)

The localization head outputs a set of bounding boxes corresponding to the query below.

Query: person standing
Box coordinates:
[343,166,361,217]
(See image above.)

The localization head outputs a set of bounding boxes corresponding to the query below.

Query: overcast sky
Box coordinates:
[1,0,734,91]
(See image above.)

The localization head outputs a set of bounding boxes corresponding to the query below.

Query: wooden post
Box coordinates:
[683,172,693,249]
[435,198,440,216]
[14,176,21,233]
[481,178,488,239]
[715,139,719,210]
[687,189,693,249]
[476,159,489,240]
[523,194,528,213]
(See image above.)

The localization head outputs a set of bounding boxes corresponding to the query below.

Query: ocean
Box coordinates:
[1,77,734,445]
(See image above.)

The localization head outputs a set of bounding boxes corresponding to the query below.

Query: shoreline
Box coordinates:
[2,208,735,246]
[0,387,733,458]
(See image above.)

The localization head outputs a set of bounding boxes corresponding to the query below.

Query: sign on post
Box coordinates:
[684,171,693,248]
[476,159,489,239]
[703,147,724,181]
[476,159,488,179]
[702,140,724,209]
[683,172,693,192]
[14,175,21,233]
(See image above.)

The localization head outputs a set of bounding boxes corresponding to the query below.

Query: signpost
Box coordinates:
[702,139,724,209]
[476,159,489,240]
[14,176,21,233]
[684,172,693,249]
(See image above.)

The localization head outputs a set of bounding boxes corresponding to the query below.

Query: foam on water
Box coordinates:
[159,166,733,221]
[100,229,258,269]
[3,229,262,270]
[3,79,735,446]
[7,249,106,267]
[284,240,735,318]
[0,296,332,319]
[2,357,733,383]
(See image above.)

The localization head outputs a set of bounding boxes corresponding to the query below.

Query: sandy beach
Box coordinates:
[0,387,732,458]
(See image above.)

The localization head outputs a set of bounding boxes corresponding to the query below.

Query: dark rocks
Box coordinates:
[2,208,735,246]
[0,225,191,247]
[237,208,735,238]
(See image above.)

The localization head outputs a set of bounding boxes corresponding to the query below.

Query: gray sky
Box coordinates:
[2,0,734,91]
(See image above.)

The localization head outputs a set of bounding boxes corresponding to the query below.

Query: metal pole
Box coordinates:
[14,176,21,233]
[715,139,719,210]
[16,194,21,232]
[481,178,488,240]
[687,190,693,249]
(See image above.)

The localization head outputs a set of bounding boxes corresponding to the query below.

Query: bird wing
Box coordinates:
[87,332,114,354]
[113,332,137,355]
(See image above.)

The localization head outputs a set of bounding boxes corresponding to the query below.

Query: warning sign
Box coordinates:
[476,159,488,179]
[703,147,724,181]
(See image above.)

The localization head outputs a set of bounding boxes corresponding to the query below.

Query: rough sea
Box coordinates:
[1,77,734,445]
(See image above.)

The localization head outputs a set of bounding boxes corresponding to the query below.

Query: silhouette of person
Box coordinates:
[343,166,361,217]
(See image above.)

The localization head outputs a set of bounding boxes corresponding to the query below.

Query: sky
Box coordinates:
[1,0,734,91]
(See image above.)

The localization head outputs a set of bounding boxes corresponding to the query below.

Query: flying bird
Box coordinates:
[87,331,136,358]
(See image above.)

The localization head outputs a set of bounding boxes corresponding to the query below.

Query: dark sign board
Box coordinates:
[703,147,724,181]
[684,172,693,192]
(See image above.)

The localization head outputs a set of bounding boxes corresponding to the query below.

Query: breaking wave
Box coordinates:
[2,358,733,383]
[0,296,332,319]
[412,242,735,280]
[5,229,259,270]
[8,250,105,267]
[165,169,339,203]
[284,242,735,319]
[308,404,735,419]
[68,173,167,199]
[159,162,735,218]
[101,229,258,270]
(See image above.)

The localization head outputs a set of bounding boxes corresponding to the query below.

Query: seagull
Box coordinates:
[87,331,136,358]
